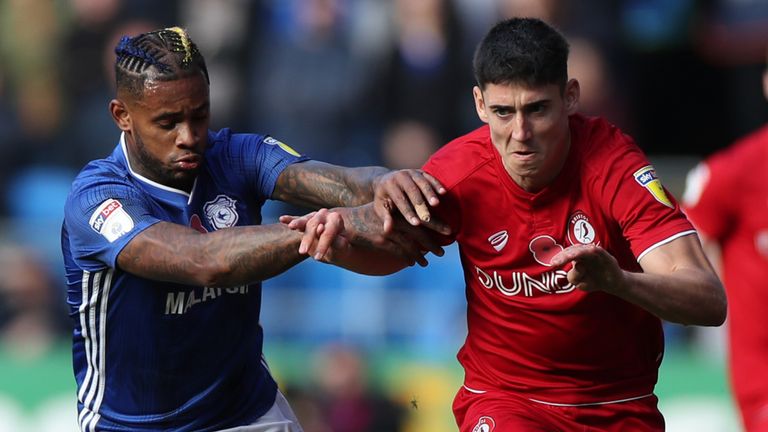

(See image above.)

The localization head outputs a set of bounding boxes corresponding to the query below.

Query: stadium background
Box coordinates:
[0,0,766,430]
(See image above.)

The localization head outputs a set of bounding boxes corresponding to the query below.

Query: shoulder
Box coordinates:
[706,124,768,174]
[570,114,639,162]
[423,125,494,190]
[66,158,141,214]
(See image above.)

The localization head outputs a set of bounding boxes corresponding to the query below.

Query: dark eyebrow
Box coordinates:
[151,102,209,122]
[489,98,550,112]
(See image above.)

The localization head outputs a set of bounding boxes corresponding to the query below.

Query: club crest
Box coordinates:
[472,416,496,432]
[204,195,239,230]
[567,211,597,245]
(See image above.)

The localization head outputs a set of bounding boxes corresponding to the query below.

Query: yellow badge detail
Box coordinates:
[264,136,301,157]
[633,165,673,208]
[278,142,301,157]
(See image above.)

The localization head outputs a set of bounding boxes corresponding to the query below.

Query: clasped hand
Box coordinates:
[550,244,628,294]
[280,169,451,267]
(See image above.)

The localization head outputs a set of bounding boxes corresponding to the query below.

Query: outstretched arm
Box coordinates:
[550,234,726,326]
[117,221,311,287]
[272,161,388,208]
[281,206,451,275]
[273,161,449,234]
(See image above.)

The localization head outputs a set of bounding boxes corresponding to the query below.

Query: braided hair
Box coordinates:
[114,27,210,98]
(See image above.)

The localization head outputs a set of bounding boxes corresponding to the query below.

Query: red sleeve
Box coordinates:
[682,159,733,242]
[423,154,462,244]
[591,132,695,260]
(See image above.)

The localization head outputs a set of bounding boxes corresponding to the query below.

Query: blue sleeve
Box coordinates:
[64,176,162,271]
[209,129,310,199]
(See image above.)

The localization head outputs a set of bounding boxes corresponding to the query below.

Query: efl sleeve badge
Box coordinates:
[633,165,674,208]
[89,199,135,242]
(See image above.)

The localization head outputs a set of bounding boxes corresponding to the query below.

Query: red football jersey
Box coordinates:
[682,124,768,426]
[423,114,695,405]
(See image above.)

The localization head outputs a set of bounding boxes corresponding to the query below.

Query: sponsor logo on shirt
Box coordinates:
[204,195,239,230]
[89,199,134,243]
[488,230,509,252]
[165,285,250,315]
[633,165,674,208]
[475,266,575,297]
[567,211,598,245]
[264,136,301,157]
[472,416,496,432]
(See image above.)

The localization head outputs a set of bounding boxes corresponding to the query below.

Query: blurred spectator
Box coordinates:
[0,244,65,359]
[567,37,629,128]
[287,344,406,432]
[59,0,176,169]
[248,0,373,166]
[180,0,254,130]
[693,0,768,140]
[370,0,474,148]
[381,120,440,169]
[618,0,732,155]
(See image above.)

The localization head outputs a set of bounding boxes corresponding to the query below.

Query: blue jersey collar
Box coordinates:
[119,132,198,205]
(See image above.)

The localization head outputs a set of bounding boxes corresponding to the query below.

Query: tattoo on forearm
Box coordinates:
[118,223,305,286]
[275,163,386,208]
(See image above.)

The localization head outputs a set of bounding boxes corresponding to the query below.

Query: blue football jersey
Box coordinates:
[61,129,308,431]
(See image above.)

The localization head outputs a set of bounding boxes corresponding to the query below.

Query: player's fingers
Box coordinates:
[387,184,420,226]
[418,216,451,236]
[402,179,432,224]
[299,210,327,254]
[397,222,445,257]
[373,199,396,234]
[388,232,426,267]
[314,214,344,260]
[412,171,443,207]
[551,244,593,267]
[422,171,447,196]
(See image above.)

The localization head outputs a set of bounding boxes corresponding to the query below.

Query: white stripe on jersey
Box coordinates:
[79,270,102,429]
[77,269,113,432]
[528,393,653,407]
[637,230,697,262]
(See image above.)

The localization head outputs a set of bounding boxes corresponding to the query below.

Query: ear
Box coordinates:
[762,69,768,101]
[109,99,132,132]
[564,79,580,115]
[473,86,489,123]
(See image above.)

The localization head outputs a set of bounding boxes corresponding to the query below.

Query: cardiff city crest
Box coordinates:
[204,195,239,230]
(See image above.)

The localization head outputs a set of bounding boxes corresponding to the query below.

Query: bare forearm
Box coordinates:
[273,161,388,208]
[618,269,726,326]
[118,222,306,287]
[329,247,411,276]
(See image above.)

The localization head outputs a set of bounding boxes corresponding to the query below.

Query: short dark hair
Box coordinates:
[473,18,569,90]
[114,26,210,98]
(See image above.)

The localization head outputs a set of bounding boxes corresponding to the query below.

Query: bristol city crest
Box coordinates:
[472,416,496,432]
[567,211,598,245]
[204,195,239,230]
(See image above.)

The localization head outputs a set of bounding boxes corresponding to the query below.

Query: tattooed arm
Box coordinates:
[282,205,452,274]
[272,161,388,208]
[273,161,449,235]
[117,221,308,287]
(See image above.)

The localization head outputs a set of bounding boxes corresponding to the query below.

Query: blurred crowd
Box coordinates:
[1,0,767,430]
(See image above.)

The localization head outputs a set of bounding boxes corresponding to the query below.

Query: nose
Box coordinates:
[175,122,198,148]
[511,114,532,142]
